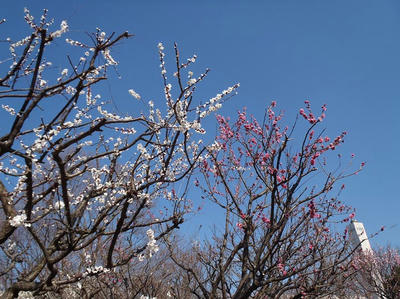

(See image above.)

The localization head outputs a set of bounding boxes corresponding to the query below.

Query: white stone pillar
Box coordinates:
[348,220,372,253]
[348,220,382,299]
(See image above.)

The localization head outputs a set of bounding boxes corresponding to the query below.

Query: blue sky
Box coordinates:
[2,1,400,247]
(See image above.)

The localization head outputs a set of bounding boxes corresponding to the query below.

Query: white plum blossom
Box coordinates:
[54,201,65,210]
[102,48,118,65]
[9,211,30,227]
[146,229,159,257]
[83,266,110,277]
[147,228,155,239]
[65,85,76,95]
[9,36,31,57]
[2,104,16,115]
[138,229,159,262]
[63,121,74,128]
[84,253,92,264]
[137,143,151,160]
[186,54,197,64]
[197,83,239,119]
[207,140,222,152]
[128,89,141,100]
[23,8,35,29]
[50,20,69,38]
[97,106,134,121]
[17,291,34,299]
[98,31,106,42]
[65,38,85,47]
[7,241,16,252]
[115,126,137,135]
[39,79,47,87]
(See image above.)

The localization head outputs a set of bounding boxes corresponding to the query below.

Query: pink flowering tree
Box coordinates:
[0,9,238,298]
[167,101,364,298]
[351,246,400,298]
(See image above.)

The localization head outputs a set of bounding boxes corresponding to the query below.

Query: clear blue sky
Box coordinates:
[2,1,400,247]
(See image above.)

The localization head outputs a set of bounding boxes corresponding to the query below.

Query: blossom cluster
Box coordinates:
[198,84,240,119]
[138,229,159,261]
[128,89,141,100]
[50,20,69,38]
[9,211,30,227]
[83,266,110,277]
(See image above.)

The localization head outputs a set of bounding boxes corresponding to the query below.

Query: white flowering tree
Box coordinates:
[0,9,238,298]
[52,241,193,298]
